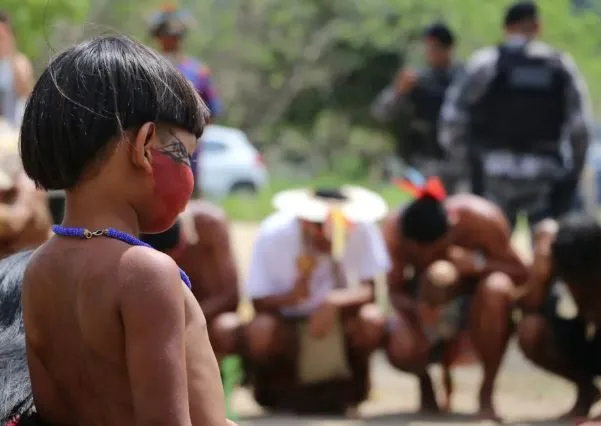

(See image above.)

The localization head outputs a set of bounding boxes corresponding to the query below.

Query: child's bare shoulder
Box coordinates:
[118,245,182,290]
[114,246,188,317]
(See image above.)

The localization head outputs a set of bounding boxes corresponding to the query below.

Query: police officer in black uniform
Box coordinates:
[439,1,593,230]
[372,22,465,193]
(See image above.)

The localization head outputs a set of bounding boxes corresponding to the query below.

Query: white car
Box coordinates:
[199,124,269,198]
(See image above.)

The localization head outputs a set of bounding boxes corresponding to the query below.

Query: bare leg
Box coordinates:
[244,313,285,362]
[346,303,386,353]
[209,312,242,359]
[441,343,454,412]
[469,272,514,421]
[518,314,599,418]
[418,372,440,413]
[342,304,386,418]
[385,311,439,413]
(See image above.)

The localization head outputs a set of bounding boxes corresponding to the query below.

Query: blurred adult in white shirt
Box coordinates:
[244,186,391,416]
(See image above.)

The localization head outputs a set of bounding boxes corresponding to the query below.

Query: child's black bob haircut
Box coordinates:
[20,35,209,191]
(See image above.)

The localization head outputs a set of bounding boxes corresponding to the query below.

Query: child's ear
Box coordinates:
[132,122,156,174]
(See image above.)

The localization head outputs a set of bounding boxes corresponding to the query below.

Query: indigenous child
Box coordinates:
[18,35,231,426]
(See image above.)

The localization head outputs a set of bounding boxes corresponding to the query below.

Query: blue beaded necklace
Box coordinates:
[51,225,192,289]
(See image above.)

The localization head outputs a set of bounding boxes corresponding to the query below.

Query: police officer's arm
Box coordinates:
[438,47,498,152]
[370,85,412,123]
[561,53,593,177]
[371,68,419,123]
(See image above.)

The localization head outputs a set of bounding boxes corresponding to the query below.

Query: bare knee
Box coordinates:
[245,313,280,362]
[470,272,514,337]
[483,272,514,297]
[517,314,548,360]
[209,312,241,356]
[475,272,514,310]
[385,314,428,373]
[353,303,386,351]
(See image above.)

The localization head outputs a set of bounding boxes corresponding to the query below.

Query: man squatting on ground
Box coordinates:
[243,186,391,416]
[518,215,601,423]
[382,178,528,420]
[12,35,233,425]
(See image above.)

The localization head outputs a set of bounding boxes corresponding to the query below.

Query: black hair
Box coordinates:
[0,250,35,423]
[140,220,181,252]
[504,1,538,27]
[20,35,209,191]
[552,213,601,284]
[423,22,455,48]
[0,10,10,27]
[314,187,347,201]
[399,195,449,243]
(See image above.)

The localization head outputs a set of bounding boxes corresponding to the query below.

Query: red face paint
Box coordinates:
[146,149,194,232]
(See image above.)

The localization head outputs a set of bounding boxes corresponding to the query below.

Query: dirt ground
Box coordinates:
[229,222,597,426]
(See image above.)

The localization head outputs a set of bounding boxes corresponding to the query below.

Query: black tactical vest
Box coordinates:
[470,44,567,156]
[400,66,460,161]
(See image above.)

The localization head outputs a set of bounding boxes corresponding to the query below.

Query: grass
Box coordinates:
[216,176,411,222]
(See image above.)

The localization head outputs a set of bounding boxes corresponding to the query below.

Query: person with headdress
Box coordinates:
[517,215,601,422]
[371,21,465,194]
[244,186,391,416]
[439,1,592,229]
[381,174,528,420]
[148,3,222,197]
[0,118,50,259]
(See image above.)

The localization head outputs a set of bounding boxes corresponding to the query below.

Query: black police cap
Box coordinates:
[422,22,455,48]
[504,1,539,27]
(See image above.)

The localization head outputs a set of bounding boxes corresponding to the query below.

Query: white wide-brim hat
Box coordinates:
[272,185,389,223]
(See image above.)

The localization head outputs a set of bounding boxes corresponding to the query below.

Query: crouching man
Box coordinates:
[518,215,601,422]
[244,186,391,416]
[382,178,528,420]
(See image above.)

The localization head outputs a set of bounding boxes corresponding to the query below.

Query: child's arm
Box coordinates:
[119,247,192,426]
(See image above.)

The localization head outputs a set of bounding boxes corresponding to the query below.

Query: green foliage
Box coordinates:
[4,0,90,58]
[217,177,411,222]
[11,0,601,182]
[184,0,601,179]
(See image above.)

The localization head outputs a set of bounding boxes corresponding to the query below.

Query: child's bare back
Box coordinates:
[17,35,229,426]
[23,236,226,426]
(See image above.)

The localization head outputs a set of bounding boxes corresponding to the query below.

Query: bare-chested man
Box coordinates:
[141,199,240,357]
[17,35,231,425]
[518,215,601,422]
[382,182,528,420]
[0,119,50,259]
[244,186,390,415]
